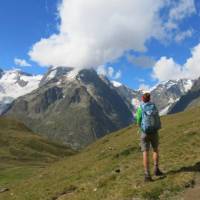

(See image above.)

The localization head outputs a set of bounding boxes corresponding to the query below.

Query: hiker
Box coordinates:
[135,93,164,181]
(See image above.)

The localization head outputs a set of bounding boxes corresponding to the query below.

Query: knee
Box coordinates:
[153,149,159,154]
[143,151,149,156]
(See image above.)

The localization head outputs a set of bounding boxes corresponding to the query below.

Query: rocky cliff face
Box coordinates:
[151,79,194,115]
[110,80,143,114]
[5,68,133,149]
[169,77,200,114]
[39,66,73,87]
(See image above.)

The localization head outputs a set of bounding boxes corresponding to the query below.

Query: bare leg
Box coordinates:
[143,151,150,174]
[153,149,159,169]
[153,149,164,176]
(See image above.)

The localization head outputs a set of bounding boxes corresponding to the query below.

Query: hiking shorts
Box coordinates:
[140,132,159,152]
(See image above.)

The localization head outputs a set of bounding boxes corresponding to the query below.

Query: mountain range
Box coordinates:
[111,78,194,115]
[0,67,198,149]
[4,67,133,149]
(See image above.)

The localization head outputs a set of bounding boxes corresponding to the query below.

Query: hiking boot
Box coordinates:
[154,168,164,176]
[144,174,153,182]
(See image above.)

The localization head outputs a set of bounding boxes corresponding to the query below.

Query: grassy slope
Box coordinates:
[0,117,75,187]
[0,107,200,200]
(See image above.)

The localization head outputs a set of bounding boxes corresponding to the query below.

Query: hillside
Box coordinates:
[0,107,200,199]
[0,117,75,188]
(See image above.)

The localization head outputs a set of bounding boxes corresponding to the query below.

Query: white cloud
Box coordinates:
[164,0,196,43]
[28,0,197,70]
[152,43,200,81]
[114,71,121,79]
[29,0,166,69]
[137,78,145,83]
[127,55,155,67]
[97,65,107,76]
[169,0,196,23]
[97,65,121,80]
[152,57,183,81]
[184,44,200,78]
[108,67,114,77]
[175,29,193,42]
[14,58,32,67]
[139,83,151,92]
[165,0,196,30]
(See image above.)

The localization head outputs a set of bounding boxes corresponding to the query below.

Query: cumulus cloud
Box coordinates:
[28,0,197,72]
[175,29,193,42]
[165,0,196,30]
[152,43,200,81]
[114,70,122,79]
[29,0,166,69]
[108,67,114,78]
[139,83,151,92]
[127,55,155,67]
[14,58,31,67]
[164,0,196,43]
[96,65,107,76]
[136,78,145,83]
[97,65,121,80]
[169,0,195,21]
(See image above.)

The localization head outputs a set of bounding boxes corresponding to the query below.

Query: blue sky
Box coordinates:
[0,0,200,90]
[0,0,59,74]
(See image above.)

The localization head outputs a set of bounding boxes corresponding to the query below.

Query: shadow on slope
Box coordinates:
[167,161,200,175]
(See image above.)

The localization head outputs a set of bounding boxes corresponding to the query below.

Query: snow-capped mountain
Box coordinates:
[5,68,132,149]
[110,80,143,112]
[39,66,74,87]
[169,77,200,114]
[0,69,42,114]
[2,65,196,149]
[111,80,123,88]
[150,79,194,115]
[110,79,194,116]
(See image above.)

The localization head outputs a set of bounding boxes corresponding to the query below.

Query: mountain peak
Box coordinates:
[0,69,42,114]
[39,67,99,87]
[111,80,122,87]
[151,78,195,115]
[39,66,74,86]
[169,76,200,114]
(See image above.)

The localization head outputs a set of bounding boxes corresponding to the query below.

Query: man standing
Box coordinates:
[135,93,163,182]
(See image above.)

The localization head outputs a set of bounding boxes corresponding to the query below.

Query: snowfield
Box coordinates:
[0,69,42,114]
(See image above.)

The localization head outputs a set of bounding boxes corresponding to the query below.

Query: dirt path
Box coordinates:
[184,185,200,200]
[183,174,200,200]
